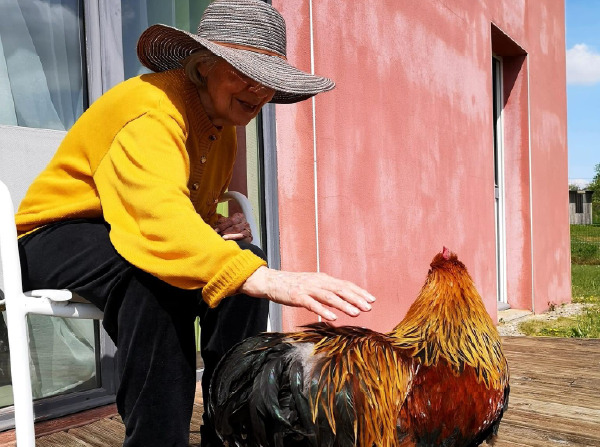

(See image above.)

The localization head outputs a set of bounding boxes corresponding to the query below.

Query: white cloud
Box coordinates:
[566,44,600,86]
[569,178,591,189]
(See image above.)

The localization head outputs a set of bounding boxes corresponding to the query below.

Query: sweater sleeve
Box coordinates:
[92,110,266,307]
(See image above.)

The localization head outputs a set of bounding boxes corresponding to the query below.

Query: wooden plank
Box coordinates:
[34,405,119,439]
[0,404,118,444]
[496,422,600,447]
[190,403,204,428]
[508,384,600,410]
[502,336,600,348]
[503,343,600,358]
[504,346,600,364]
[502,408,600,441]
[35,431,91,447]
[505,351,600,373]
[67,419,125,447]
[505,363,600,389]
[189,402,204,446]
[189,431,202,447]
[505,346,600,363]
[506,398,600,431]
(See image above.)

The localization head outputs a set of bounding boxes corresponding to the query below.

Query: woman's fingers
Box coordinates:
[296,295,339,321]
[215,213,248,234]
[222,233,244,240]
[217,221,250,235]
[214,213,252,242]
[304,277,372,316]
[333,280,376,310]
[222,229,252,242]
[224,222,249,234]
[241,268,375,320]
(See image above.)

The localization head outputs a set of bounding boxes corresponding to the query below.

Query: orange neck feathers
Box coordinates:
[390,251,509,389]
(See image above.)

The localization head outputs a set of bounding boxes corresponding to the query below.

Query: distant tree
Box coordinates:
[589,163,600,224]
[590,163,600,192]
[569,183,582,191]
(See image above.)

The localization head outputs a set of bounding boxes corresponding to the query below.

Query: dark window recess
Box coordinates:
[576,193,584,214]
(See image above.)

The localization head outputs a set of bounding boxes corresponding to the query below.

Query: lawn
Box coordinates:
[570,224,600,265]
[519,228,600,338]
[572,264,600,301]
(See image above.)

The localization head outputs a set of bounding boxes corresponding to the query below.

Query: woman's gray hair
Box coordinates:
[183,49,221,87]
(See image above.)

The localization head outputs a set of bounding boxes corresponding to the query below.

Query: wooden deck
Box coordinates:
[495,337,600,447]
[0,336,598,446]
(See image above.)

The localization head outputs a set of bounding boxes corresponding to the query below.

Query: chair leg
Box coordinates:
[6,304,36,446]
[0,312,11,387]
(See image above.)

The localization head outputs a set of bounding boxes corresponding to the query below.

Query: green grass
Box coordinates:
[519,309,600,338]
[571,265,600,303]
[511,226,600,338]
[570,224,600,239]
[571,224,600,265]
[518,264,600,338]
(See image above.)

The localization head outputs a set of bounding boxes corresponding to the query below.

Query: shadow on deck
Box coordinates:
[0,336,598,446]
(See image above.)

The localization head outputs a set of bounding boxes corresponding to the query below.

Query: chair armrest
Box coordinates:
[219,191,261,248]
[25,289,73,302]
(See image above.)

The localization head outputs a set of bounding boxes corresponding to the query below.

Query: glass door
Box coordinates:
[0,0,281,429]
[0,0,116,429]
[492,56,508,310]
[120,0,210,79]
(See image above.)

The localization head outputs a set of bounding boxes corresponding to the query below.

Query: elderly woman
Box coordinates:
[15,0,374,446]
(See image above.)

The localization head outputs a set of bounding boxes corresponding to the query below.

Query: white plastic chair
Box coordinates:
[0,179,260,446]
[0,179,105,446]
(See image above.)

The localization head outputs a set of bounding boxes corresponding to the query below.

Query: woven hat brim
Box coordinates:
[137,24,335,104]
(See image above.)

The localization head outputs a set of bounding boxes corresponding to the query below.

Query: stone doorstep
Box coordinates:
[498,308,533,323]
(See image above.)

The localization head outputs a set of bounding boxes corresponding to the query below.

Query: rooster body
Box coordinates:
[208,248,509,446]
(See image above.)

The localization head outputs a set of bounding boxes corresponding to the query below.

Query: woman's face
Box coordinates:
[197,59,276,127]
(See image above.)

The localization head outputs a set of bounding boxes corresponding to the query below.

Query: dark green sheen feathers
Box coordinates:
[208,324,415,447]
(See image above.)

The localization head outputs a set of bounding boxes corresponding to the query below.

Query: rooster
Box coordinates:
[208,248,509,446]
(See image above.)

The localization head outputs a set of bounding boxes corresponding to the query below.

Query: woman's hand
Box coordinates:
[214,213,252,242]
[239,266,376,321]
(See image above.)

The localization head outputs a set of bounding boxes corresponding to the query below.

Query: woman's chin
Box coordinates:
[229,113,256,127]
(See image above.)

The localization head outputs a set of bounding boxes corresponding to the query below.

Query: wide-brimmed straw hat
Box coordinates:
[137,0,335,104]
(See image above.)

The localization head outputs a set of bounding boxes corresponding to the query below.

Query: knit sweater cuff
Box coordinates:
[202,249,267,308]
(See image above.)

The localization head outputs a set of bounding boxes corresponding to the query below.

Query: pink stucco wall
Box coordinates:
[272,0,570,331]
[521,1,571,312]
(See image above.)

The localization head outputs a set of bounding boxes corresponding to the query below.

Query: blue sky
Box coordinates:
[565,0,600,187]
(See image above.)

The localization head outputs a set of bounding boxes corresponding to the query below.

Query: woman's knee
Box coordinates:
[235,240,267,263]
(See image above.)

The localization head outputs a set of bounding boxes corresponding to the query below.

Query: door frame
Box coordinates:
[259,104,282,331]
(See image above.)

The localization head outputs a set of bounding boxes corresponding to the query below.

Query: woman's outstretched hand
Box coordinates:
[239,266,376,321]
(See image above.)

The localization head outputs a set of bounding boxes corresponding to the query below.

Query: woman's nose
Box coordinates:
[248,83,274,99]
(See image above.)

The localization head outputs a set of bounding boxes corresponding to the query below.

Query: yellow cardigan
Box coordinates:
[16,69,266,307]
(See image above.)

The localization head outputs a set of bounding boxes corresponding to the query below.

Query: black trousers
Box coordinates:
[18,219,269,447]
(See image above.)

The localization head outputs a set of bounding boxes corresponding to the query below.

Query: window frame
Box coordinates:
[0,0,282,429]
